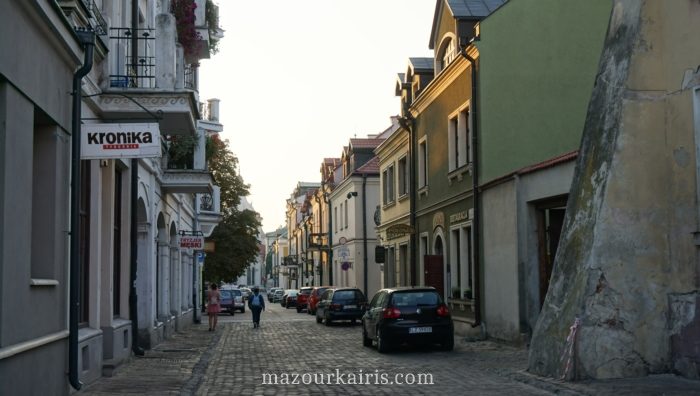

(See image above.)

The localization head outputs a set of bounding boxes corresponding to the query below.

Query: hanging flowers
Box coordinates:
[171,0,203,61]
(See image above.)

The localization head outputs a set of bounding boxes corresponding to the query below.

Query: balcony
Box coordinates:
[96,15,201,136]
[160,132,213,194]
[197,187,223,237]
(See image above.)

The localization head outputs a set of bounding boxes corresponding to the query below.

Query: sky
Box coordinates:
[198,0,436,232]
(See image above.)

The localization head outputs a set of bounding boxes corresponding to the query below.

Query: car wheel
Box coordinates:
[377,328,391,353]
[296,306,302,313]
[324,313,332,326]
[316,313,322,324]
[362,324,372,347]
[441,335,454,351]
[230,310,235,316]
[351,318,356,325]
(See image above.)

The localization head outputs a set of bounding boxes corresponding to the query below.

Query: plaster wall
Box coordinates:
[482,180,519,341]
[529,0,700,379]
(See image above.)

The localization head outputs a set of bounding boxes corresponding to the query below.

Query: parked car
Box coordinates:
[218,289,236,316]
[361,287,454,353]
[240,287,252,301]
[221,287,245,313]
[315,288,367,326]
[268,287,282,302]
[272,289,285,303]
[296,287,314,313]
[307,286,332,315]
[281,289,299,308]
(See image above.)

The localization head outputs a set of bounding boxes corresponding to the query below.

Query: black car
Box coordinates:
[315,288,367,326]
[361,287,454,353]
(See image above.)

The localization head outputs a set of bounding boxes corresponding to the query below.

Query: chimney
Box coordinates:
[207,98,220,122]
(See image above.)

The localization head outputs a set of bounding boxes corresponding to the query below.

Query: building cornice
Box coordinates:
[409,45,479,117]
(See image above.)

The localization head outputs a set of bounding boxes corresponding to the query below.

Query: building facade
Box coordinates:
[476,0,611,342]
[0,0,223,393]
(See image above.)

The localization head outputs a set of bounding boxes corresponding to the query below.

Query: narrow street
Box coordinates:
[81,303,700,395]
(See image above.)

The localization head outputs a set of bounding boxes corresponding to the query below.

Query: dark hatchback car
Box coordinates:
[315,288,367,326]
[361,287,454,353]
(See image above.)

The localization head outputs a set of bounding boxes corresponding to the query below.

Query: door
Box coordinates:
[536,195,568,308]
[424,255,444,298]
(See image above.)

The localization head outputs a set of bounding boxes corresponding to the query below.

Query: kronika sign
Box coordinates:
[81,123,161,159]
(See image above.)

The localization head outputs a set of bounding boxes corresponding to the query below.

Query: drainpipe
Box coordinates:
[68,27,95,391]
[327,192,333,286]
[400,111,417,286]
[460,44,481,328]
[362,174,368,296]
[128,0,145,357]
[192,196,201,324]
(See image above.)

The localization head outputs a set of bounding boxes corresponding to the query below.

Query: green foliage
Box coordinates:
[203,135,260,283]
[167,134,198,169]
[205,0,220,55]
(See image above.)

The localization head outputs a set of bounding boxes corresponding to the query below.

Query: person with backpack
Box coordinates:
[248,287,265,328]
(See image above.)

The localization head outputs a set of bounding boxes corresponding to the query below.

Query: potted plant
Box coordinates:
[451,286,460,299]
[464,288,473,300]
[167,134,198,169]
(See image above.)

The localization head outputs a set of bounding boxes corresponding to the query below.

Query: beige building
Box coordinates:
[375,116,412,288]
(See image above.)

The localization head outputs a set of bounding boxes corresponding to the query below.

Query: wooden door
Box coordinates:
[424,255,444,298]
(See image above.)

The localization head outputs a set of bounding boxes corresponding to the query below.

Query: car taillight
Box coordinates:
[437,304,450,317]
[329,303,341,311]
[382,307,402,319]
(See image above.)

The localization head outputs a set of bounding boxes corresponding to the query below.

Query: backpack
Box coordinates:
[251,294,261,307]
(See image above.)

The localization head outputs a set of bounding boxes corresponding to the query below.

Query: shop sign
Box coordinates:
[81,123,161,159]
[179,235,204,249]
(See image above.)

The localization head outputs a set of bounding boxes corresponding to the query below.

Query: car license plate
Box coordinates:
[409,327,432,334]
[344,305,357,309]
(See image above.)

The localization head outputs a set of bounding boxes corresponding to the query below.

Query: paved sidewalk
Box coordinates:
[82,319,700,395]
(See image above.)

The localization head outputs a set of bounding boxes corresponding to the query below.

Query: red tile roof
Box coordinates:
[350,138,385,149]
[354,156,380,174]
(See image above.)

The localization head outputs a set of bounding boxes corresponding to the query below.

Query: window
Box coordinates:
[334,207,338,233]
[340,202,344,230]
[398,156,408,197]
[448,106,470,172]
[418,138,428,188]
[450,225,472,300]
[438,37,457,73]
[344,199,349,229]
[382,164,395,205]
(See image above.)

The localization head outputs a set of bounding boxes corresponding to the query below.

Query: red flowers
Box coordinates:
[171,0,202,61]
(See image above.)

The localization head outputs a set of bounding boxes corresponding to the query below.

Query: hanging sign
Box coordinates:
[179,235,205,249]
[81,123,161,159]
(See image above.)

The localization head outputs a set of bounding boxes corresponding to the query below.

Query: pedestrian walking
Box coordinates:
[207,283,221,331]
[248,287,265,328]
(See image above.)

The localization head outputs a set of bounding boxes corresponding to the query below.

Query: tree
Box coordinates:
[203,135,261,283]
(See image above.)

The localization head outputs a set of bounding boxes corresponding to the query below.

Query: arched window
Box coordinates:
[437,36,457,73]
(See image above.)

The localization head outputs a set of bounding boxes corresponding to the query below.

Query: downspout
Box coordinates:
[314,193,324,285]
[69,28,95,391]
[362,174,368,296]
[327,193,333,286]
[192,196,201,324]
[460,45,481,328]
[129,0,145,356]
[403,112,417,286]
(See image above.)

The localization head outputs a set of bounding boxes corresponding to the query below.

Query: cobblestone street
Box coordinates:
[82,303,700,396]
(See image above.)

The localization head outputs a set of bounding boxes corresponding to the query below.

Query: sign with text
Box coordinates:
[81,123,161,159]
[179,235,205,250]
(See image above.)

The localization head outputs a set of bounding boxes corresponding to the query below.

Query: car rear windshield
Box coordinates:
[300,289,312,295]
[228,289,242,296]
[390,291,440,307]
[333,290,363,301]
[314,288,328,296]
[220,290,232,298]
[286,290,298,296]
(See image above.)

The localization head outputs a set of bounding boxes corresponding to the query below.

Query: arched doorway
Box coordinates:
[424,230,445,299]
[169,222,178,317]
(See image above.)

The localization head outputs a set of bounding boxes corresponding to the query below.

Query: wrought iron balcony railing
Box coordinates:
[85,0,107,35]
[184,63,198,91]
[109,27,156,88]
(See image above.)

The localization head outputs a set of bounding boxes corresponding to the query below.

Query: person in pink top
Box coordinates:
[207,283,221,331]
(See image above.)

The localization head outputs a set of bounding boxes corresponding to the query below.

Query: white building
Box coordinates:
[0,1,223,393]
